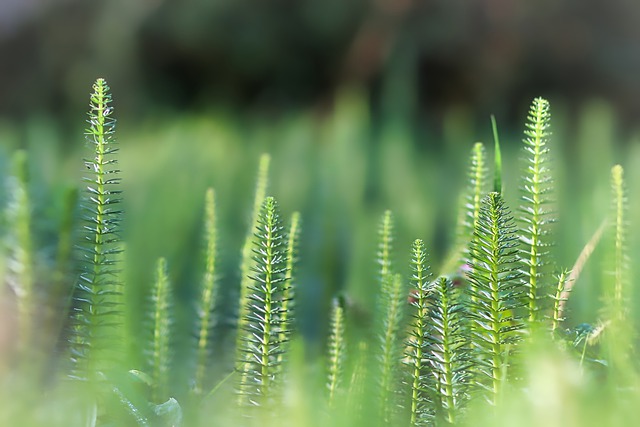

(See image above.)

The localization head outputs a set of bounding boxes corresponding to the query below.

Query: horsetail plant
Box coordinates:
[235,153,271,367]
[5,150,35,354]
[557,220,607,323]
[425,276,470,425]
[550,270,569,333]
[378,273,405,422]
[237,196,290,409]
[442,143,489,275]
[460,143,489,295]
[608,165,628,318]
[277,211,301,366]
[466,192,524,405]
[405,239,432,426]
[467,143,489,238]
[327,296,346,408]
[378,209,394,283]
[519,97,554,324]
[195,188,219,395]
[148,257,173,404]
[603,165,632,373]
[490,116,503,194]
[69,78,125,382]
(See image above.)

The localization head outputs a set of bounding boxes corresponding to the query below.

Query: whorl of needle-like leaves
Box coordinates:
[69,78,124,381]
[519,97,554,324]
[466,192,523,404]
[404,239,432,426]
[424,277,470,425]
[237,196,290,408]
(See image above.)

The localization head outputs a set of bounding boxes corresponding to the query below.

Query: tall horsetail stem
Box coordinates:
[237,196,289,407]
[405,239,431,426]
[520,97,553,324]
[70,78,124,380]
[195,188,219,394]
[235,154,271,367]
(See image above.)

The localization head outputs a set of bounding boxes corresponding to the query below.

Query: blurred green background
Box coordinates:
[1,0,639,366]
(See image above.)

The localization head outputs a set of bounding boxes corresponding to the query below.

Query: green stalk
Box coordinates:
[195,188,219,395]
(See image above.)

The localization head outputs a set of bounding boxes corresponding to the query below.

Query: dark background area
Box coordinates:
[2,0,640,135]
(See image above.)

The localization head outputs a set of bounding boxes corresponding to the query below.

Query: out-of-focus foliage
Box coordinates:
[3,0,640,134]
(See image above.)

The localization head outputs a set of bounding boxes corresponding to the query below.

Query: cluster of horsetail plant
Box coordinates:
[0,78,636,427]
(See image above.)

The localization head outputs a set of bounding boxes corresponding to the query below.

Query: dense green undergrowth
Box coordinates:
[0,79,639,426]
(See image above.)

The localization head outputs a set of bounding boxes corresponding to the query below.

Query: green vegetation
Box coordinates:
[0,79,638,427]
